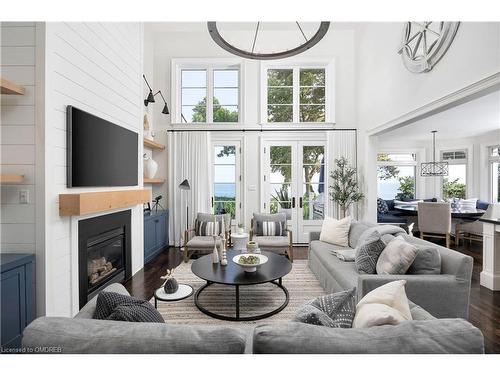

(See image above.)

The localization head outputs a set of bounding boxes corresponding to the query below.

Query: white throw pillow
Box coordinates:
[459,198,478,211]
[319,216,352,247]
[376,237,418,275]
[353,280,412,328]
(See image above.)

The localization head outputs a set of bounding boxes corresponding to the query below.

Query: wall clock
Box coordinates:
[398,22,460,73]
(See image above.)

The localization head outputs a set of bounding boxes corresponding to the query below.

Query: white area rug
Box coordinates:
[151,260,325,326]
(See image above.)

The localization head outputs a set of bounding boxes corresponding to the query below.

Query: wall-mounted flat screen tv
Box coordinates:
[67,106,138,187]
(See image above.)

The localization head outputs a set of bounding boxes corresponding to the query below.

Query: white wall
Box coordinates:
[356,22,500,221]
[1,22,37,253]
[43,22,144,317]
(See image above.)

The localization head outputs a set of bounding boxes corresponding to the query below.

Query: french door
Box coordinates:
[262,141,326,243]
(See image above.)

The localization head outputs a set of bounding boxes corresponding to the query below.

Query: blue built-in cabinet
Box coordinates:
[144,209,169,264]
[1,253,35,349]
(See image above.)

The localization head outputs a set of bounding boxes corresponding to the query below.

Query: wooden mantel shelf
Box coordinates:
[0,174,24,184]
[59,189,151,216]
[1,76,26,95]
[143,138,165,150]
[144,177,165,185]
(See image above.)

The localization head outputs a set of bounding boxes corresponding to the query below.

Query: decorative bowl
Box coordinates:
[232,254,268,272]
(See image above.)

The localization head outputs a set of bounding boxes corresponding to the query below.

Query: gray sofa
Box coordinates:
[308,221,473,319]
[22,281,484,354]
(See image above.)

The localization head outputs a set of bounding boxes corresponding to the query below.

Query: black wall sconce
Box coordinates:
[142,75,169,115]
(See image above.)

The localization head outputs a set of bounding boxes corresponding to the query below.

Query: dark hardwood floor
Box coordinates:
[123,239,500,354]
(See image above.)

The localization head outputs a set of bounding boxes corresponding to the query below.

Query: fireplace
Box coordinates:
[78,210,132,309]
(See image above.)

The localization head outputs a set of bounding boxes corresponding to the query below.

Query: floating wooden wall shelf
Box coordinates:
[59,189,151,216]
[143,138,165,150]
[0,174,24,184]
[1,77,26,95]
[144,177,165,185]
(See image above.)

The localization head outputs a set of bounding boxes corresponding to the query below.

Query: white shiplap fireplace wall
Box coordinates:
[44,22,144,317]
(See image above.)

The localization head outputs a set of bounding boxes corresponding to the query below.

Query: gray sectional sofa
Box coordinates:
[308,221,473,319]
[22,278,484,354]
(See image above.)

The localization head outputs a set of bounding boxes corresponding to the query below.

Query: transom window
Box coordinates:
[264,66,329,124]
[377,153,417,200]
[176,62,240,124]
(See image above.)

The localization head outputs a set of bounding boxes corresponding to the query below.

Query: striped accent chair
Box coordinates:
[184,213,231,262]
[250,213,293,262]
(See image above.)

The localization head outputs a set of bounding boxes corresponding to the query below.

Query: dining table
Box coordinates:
[394,204,486,219]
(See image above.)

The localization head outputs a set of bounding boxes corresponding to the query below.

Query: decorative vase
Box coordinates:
[163,277,179,294]
[212,236,220,264]
[220,239,227,266]
[246,241,260,254]
[143,154,158,179]
[237,227,244,234]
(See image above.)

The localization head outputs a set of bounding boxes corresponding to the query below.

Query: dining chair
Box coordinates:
[249,213,293,262]
[417,202,452,248]
[455,204,492,245]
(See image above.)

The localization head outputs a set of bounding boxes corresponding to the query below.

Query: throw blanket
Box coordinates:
[356,225,406,246]
[330,249,356,262]
[330,224,406,262]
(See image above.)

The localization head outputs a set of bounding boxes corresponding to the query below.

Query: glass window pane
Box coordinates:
[300,69,325,86]
[268,105,293,122]
[303,183,324,197]
[181,106,206,122]
[302,195,325,220]
[377,165,416,200]
[300,87,325,104]
[182,70,206,87]
[493,162,500,202]
[214,88,238,105]
[268,87,293,104]
[214,165,235,183]
[303,146,325,164]
[214,70,238,87]
[214,201,236,219]
[213,105,238,122]
[300,105,325,122]
[270,146,292,164]
[270,184,292,202]
[181,88,206,106]
[270,166,291,183]
[377,153,416,162]
[267,69,293,86]
[214,183,235,200]
[214,146,236,164]
[443,164,467,199]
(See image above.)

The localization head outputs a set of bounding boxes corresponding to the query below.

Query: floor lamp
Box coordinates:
[179,179,191,245]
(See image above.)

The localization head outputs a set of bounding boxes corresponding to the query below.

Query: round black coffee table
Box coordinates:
[191,250,292,321]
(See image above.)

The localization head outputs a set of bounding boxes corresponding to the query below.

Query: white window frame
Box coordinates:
[488,145,500,203]
[376,150,422,200]
[171,58,244,125]
[260,59,335,127]
[211,140,242,224]
[440,148,468,198]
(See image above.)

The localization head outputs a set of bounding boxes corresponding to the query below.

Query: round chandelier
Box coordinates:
[207,22,330,60]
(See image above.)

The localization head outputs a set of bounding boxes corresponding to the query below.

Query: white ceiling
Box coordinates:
[383,90,500,141]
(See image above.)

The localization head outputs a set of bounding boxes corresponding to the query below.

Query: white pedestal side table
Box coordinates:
[231,232,249,251]
[154,284,194,308]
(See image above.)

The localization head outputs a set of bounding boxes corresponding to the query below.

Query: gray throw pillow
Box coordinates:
[293,288,356,328]
[93,291,165,323]
[407,246,441,275]
[355,231,386,274]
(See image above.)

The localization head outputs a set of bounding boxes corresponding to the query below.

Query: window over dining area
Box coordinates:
[377,153,417,200]
[441,149,467,199]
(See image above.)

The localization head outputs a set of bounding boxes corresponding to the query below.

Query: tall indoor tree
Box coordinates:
[329,157,364,218]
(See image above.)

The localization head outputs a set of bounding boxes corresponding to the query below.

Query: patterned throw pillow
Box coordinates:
[293,288,357,328]
[377,198,389,214]
[93,291,165,323]
[256,220,286,236]
[195,220,222,236]
[355,231,387,274]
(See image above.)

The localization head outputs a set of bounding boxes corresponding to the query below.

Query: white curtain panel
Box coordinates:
[167,131,213,246]
[328,130,358,219]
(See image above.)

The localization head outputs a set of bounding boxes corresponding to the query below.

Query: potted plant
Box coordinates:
[329,157,364,218]
[271,185,292,219]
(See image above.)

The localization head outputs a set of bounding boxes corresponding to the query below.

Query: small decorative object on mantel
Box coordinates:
[398,22,460,73]
[143,114,153,141]
[160,268,179,294]
[329,157,364,218]
[143,153,158,179]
